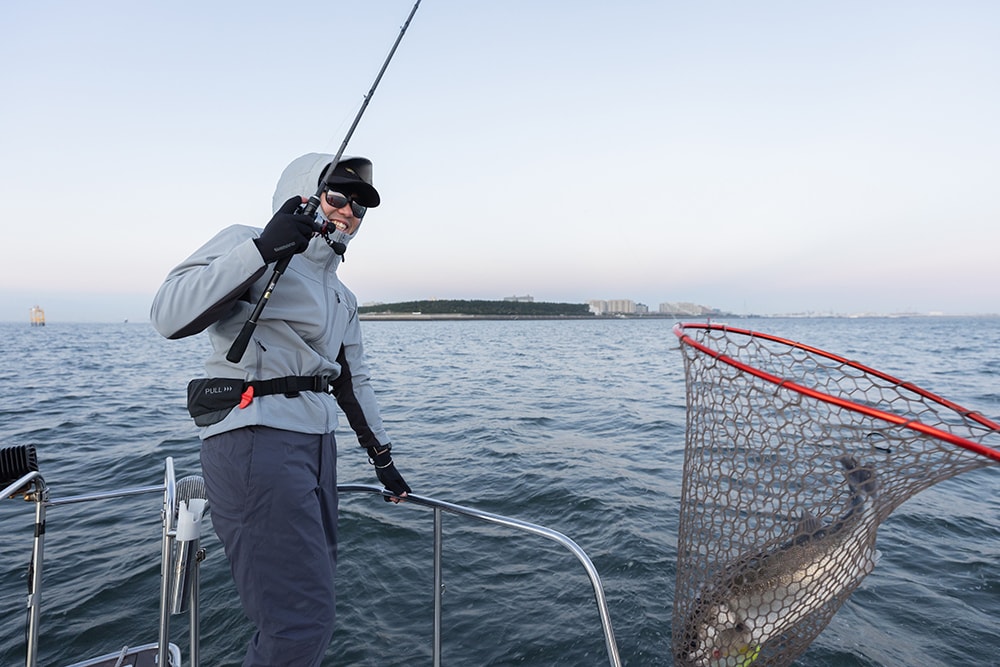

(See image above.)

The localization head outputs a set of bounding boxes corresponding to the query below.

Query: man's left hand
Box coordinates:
[367,444,411,503]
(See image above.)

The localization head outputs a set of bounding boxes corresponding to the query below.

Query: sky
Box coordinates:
[2,0,999,322]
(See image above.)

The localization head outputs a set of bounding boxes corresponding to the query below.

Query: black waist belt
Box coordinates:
[186,374,331,427]
[248,374,331,398]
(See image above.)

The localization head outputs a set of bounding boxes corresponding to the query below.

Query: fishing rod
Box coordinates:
[227,0,422,364]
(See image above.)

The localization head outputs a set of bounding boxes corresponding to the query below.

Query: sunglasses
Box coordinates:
[324,190,367,219]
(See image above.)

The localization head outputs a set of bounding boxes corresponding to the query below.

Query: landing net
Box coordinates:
[671,322,1000,667]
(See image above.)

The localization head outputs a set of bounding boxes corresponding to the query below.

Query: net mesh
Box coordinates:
[671,323,1000,667]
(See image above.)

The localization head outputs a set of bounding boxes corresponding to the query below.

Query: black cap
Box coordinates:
[321,157,380,208]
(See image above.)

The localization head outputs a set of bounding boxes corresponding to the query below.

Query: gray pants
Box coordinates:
[201,426,339,667]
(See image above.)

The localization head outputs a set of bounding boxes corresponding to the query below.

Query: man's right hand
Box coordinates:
[253,196,315,264]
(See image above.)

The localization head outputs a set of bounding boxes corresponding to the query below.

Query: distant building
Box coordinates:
[588,298,718,316]
[589,299,636,315]
[503,295,534,303]
[659,301,712,316]
[607,299,636,314]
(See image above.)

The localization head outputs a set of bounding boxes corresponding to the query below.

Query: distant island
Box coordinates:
[359,299,592,319]
[358,299,725,320]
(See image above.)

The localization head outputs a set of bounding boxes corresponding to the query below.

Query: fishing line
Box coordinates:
[227,0,423,363]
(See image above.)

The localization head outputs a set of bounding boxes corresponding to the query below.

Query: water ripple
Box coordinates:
[0,318,997,666]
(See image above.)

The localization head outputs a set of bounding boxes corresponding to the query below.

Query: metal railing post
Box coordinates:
[433,507,443,667]
[189,540,202,667]
[25,477,47,667]
[157,458,176,667]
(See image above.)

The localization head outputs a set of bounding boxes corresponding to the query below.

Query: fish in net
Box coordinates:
[671,323,1000,666]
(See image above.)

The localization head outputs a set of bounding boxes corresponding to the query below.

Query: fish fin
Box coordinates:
[793,511,824,543]
[836,455,879,498]
[797,511,822,534]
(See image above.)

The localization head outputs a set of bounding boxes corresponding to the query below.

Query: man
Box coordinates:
[151,153,410,666]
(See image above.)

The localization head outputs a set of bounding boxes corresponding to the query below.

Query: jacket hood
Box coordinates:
[272,153,370,255]
[272,153,336,212]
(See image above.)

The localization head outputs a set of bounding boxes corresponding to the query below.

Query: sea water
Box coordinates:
[0,317,997,666]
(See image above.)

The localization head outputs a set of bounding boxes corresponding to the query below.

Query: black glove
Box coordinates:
[253,196,315,264]
[367,444,411,501]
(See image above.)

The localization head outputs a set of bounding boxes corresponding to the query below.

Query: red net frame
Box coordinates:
[676,323,1000,463]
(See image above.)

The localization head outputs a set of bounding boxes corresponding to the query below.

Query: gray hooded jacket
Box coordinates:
[150,153,389,446]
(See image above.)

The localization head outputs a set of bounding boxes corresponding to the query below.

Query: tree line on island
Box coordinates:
[359,300,593,317]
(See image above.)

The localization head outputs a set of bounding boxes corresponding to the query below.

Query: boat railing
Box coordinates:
[3,460,621,667]
[3,458,186,667]
[2,469,47,665]
[338,484,622,667]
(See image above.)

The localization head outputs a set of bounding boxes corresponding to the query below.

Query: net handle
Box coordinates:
[673,322,1000,464]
